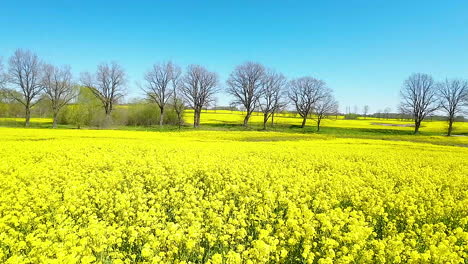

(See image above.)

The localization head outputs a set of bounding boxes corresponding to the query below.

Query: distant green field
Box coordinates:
[184,109,467,134]
[1,110,467,146]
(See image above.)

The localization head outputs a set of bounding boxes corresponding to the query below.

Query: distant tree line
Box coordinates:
[225,62,338,130]
[0,49,339,131]
[0,49,467,135]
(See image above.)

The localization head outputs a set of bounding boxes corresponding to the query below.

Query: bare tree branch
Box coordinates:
[437,79,468,136]
[80,62,126,125]
[180,65,218,127]
[288,76,328,128]
[171,64,184,129]
[257,70,286,129]
[7,49,44,127]
[313,90,338,132]
[142,61,179,126]
[399,73,439,134]
[42,64,76,128]
[226,62,265,126]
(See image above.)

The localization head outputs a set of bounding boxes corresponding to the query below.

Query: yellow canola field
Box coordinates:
[183,110,468,134]
[0,117,53,124]
[0,128,467,263]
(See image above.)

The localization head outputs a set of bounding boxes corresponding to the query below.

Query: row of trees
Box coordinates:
[226,62,337,130]
[0,50,76,127]
[140,61,338,130]
[0,50,218,128]
[1,49,467,135]
[141,62,218,128]
[0,50,338,131]
[400,73,468,135]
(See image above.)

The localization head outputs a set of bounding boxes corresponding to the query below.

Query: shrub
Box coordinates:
[344,113,359,120]
[125,103,183,126]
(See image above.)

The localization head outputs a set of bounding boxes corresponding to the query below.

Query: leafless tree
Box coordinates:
[80,62,126,124]
[257,70,286,129]
[437,79,468,136]
[363,105,369,119]
[400,73,439,134]
[226,62,265,126]
[142,61,179,126]
[172,95,185,130]
[180,65,218,127]
[170,65,184,129]
[288,77,327,128]
[42,64,76,128]
[314,91,338,132]
[7,49,44,127]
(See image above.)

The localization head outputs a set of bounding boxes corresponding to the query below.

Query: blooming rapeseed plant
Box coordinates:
[0,128,466,263]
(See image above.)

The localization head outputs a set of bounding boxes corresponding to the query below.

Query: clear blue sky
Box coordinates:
[1,0,467,113]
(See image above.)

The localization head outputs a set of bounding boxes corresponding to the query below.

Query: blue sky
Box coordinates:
[1,0,467,113]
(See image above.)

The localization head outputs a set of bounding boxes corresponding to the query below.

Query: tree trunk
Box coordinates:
[263,113,268,130]
[447,119,453,136]
[317,119,321,132]
[25,106,31,127]
[104,112,112,128]
[271,113,275,126]
[243,112,251,127]
[159,107,164,126]
[178,115,182,130]
[193,108,202,128]
[52,111,58,128]
[193,109,198,128]
[414,120,420,134]
[301,117,307,128]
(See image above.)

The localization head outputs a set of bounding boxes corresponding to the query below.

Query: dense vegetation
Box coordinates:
[0,128,466,263]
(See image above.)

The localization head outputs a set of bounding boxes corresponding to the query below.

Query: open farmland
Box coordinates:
[3,111,468,146]
[0,128,467,263]
[2,1,468,263]
[182,110,468,134]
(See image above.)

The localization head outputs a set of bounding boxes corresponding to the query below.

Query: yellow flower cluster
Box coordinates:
[0,128,466,263]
